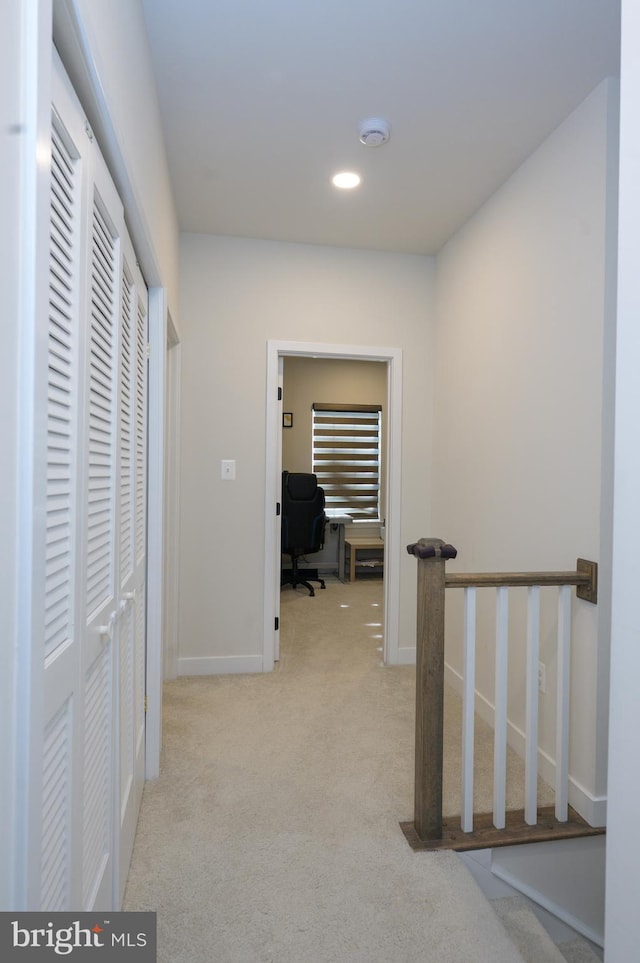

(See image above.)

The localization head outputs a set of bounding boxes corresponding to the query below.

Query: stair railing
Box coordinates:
[401,537,603,852]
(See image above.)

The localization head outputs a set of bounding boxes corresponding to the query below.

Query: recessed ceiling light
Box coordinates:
[332,171,361,189]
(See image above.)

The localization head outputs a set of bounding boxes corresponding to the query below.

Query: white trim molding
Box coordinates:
[397,646,418,665]
[163,334,181,682]
[178,655,264,676]
[145,287,168,780]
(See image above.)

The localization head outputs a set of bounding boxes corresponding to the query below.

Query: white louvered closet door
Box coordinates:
[79,145,123,912]
[38,51,149,912]
[41,57,88,913]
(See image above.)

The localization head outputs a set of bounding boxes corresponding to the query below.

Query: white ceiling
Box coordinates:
[142,0,620,255]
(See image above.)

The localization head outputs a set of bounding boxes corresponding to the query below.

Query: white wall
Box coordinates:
[605,2,640,957]
[178,235,434,668]
[53,0,180,317]
[433,80,618,822]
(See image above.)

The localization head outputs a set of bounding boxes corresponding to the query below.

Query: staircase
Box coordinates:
[491,896,602,962]
[460,848,603,962]
[399,537,606,959]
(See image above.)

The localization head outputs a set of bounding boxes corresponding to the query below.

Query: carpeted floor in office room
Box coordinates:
[124,578,545,962]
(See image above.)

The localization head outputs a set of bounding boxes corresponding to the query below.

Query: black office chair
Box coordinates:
[281,471,327,596]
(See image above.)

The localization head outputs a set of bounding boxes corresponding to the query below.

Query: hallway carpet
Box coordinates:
[124,579,532,961]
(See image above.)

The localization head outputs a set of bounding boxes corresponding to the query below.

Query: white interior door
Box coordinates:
[79,144,123,911]
[40,57,89,911]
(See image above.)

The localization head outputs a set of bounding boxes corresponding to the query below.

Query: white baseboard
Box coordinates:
[397,645,417,665]
[177,654,263,676]
[444,662,607,827]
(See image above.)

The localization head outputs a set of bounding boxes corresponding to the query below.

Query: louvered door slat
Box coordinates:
[51,164,73,210]
[89,320,113,355]
[88,361,114,397]
[92,251,114,285]
[82,647,111,907]
[41,700,72,910]
[50,255,72,299]
[51,195,73,235]
[50,254,73,295]
[120,268,134,583]
[135,296,146,563]
[86,199,116,619]
[48,347,72,387]
[49,283,72,320]
[93,213,115,261]
[51,126,73,185]
[45,117,77,662]
[90,311,111,341]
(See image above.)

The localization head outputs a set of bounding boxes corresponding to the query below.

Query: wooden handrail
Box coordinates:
[403,540,599,848]
[446,572,584,587]
[445,558,597,603]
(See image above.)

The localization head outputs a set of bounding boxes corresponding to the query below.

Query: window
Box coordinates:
[312,404,382,520]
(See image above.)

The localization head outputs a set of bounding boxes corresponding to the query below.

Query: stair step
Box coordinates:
[491,896,569,963]
[556,937,602,963]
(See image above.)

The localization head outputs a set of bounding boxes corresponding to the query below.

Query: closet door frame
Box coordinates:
[145,286,167,780]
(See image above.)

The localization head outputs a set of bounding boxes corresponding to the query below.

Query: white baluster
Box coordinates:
[525,585,540,825]
[555,584,571,821]
[493,586,509,829]
[461,587,476,832]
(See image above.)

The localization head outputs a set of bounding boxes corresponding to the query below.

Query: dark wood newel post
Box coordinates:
[406,537,458,842]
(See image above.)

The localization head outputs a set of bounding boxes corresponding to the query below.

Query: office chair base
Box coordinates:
[281,568,326,597]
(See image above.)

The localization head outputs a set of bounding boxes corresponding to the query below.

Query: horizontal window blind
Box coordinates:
[312,404,381,520]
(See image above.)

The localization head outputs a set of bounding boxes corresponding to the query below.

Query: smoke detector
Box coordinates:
[359,118,390,147]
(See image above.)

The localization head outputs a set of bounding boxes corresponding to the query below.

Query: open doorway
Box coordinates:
[263,340,403,673]
[281,354,386,584]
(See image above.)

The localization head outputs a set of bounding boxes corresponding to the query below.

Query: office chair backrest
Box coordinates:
[281,472,326,555]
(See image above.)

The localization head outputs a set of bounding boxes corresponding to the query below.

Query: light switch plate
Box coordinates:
[221,459,236,480]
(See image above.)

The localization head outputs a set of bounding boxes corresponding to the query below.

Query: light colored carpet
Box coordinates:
[492,897,567,962]
[124,579,537,961]
[556,938,602,963]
